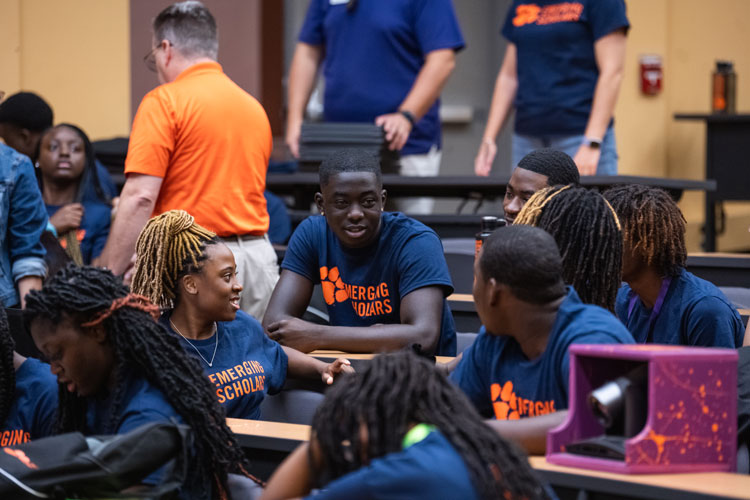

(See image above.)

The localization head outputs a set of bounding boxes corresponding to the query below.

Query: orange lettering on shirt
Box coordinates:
[491,380,555,420]
[537,2,583,25]
[317,267,394,318]
[512,2,583,27]
[513,4,541,26]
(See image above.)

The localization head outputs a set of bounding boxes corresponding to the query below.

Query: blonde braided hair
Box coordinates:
[513,184,623,311]
[514,184,572,226]
[131,210,217,308]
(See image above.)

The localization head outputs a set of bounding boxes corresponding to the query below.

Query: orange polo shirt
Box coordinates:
[125,62,272,236]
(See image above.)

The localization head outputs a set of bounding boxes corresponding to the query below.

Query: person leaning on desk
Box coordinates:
[262,150,457,356]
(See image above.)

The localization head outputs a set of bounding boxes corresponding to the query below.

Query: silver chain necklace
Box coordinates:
[169,319,219,367]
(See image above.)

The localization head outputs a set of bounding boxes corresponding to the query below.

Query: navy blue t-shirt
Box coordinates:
[298,0,464,155]
[2,357,57,446]
[615,269,744,347]
[264,190,292,244]
[282,212,457,356]
[502,0,629,136]
[86,371,181,436]
[161,310,288,419]
[85,370,197,495]
[81,161,118,202]
[451,288,633,419]
[305,430,479,500]
[46,199,111,264]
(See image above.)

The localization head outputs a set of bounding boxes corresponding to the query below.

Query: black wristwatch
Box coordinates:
[582,137,602,149]
[399,110,416,127]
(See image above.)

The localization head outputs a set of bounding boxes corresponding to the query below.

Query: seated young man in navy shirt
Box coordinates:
[263,150,457,356]
[503,149,579,223]
[605,185,744,347]
[451,225,633,454]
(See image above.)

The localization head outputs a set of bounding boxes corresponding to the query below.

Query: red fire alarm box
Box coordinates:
[640,55,662,95]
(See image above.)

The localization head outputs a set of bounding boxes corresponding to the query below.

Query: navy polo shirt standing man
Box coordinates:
[286,0,465,214]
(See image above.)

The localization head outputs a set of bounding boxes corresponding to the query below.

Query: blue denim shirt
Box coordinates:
[0,143,48,306]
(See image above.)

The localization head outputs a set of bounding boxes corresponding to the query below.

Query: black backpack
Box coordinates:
[0,420,190,499]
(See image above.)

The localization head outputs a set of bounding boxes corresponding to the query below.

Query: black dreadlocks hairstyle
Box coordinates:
[516,185,623,312]
[311,350,551,500]
[603,184,687,278]
[0,308,14,428]
[24,264,257,499]
[516,148,580,186]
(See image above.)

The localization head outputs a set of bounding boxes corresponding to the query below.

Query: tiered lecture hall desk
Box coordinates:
[229,417,750,500]
[269,173,715,239]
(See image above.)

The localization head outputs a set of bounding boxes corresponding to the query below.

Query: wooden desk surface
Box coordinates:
[228,418,310,452]
[689,252,750,259]
[448,293,473,303]
[310,350,455,364]
[230,420,750,499]
[530,456,750,500]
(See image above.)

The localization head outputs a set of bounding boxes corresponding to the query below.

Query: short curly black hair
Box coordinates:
[0,92,53,132]
[479,225,567,305]
[516,148,580,186]
[319,149,382,188]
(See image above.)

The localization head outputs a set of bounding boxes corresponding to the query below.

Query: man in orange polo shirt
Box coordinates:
[97,1,278,319]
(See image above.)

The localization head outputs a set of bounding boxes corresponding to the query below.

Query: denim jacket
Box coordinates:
[0,143,48,306]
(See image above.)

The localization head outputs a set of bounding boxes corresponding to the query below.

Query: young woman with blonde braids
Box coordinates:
[131,210,352,420]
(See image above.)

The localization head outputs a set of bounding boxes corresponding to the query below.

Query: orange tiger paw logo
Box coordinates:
[512,4,541,26]
[491,381,520,420]
[320,266,349,305]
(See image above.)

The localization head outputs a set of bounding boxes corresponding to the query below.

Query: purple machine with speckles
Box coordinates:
[547,344,737,473]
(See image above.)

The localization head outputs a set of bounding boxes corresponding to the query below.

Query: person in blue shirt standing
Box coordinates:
[0,142,47,308]
[287,0,464,214]
[475,0,629,177]
[261,350,552,500]
[605,185,744,347]
[263,150,457,356]
[451,225,633,454]
[26,265,262,498]
[36,124,112,265]
[0,308,57,446]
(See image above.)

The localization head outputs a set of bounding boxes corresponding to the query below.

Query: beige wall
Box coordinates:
[616,0,750,251]
[614,0,669,178]
[0,0,130,140]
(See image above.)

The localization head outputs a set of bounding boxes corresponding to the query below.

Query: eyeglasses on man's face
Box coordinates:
[143,41,172,72]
